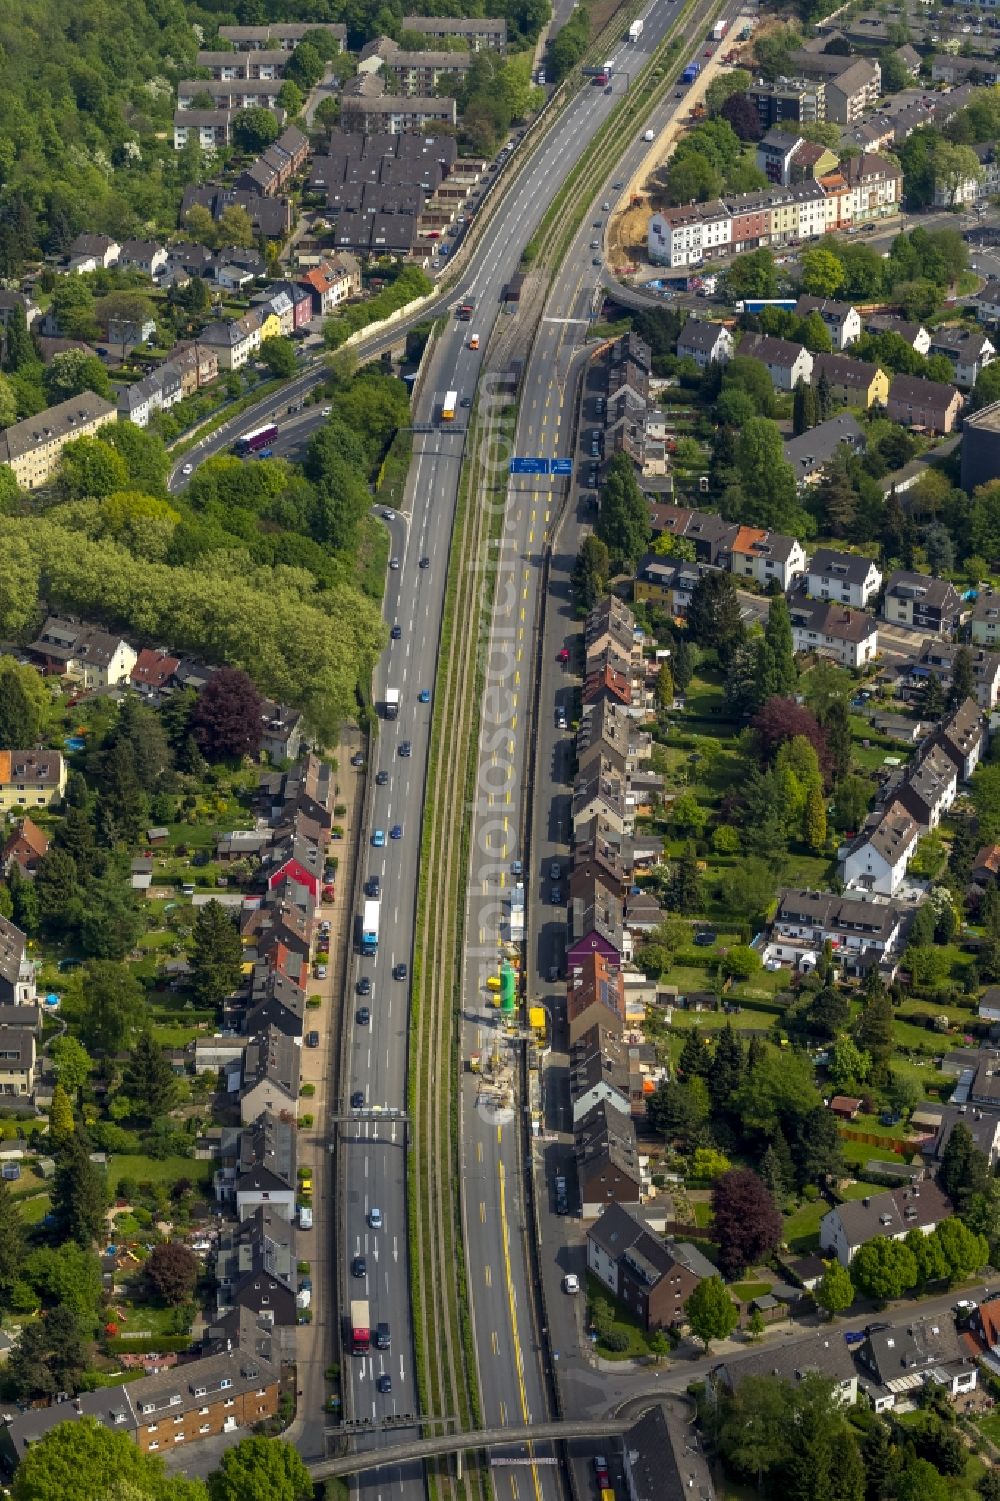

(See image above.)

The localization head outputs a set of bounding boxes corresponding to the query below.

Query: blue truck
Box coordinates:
[681,61,701,83]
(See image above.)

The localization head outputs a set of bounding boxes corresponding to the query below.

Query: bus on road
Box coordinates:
[441,391,458,421]
[233,423,278,457]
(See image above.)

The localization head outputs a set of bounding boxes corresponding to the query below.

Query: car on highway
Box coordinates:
[592,256,602,266]
[391,623,402,639]
[357,976,371,996]
[357,1006,371,1026]
[389,557,400,570]
[181,463,193,475]
[563,1273,580,1294]
[594,1458,610,1489]
[419,556,430,568]
[351,1090,365,1108]
[390,824,403,840]
[590,240,600,249]
[376,1374,393,1394]
[399,740,411,757]
[376,770,389,786]
[393,963,408,980]
[352,1256,367,1279]
[461,396,471,407]
[307,1030,320,1048]
[419,689,431,702]
[365,876,381,898]
[372,829,386,847]
[369,1206,383,1228]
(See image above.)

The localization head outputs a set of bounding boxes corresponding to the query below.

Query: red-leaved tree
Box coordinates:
[711,1168,783,1280]
[191,667,263,762]
[751,696,831,778]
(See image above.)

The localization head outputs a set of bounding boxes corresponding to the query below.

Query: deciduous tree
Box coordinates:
[145,1242,199,1304]
[815,1260,854,1319]
[191,667,263,762]
[207,1437,313,1501]
[851,1235,917,1303]
[711,1168,782,1278]
[684,1275,738,1351]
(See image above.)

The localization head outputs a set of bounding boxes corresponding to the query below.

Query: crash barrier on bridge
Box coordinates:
[308,1418,630,1480]
[339,1413,418,1430]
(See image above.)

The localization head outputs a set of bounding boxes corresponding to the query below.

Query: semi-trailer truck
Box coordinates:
[383,687,400,720]
[682,61,701,83]
[350,1299,371,1355]
[441,390,457,421]
[360,899,380,956]
[629,18,643,39]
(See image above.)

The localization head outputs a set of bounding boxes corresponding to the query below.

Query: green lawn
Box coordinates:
[782,1198,827,1254]
[586,1273,656,1360]
[107,1156,214,1194]
[732,1280,771,1302]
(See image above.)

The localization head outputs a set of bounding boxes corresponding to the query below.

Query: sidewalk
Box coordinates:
[286,723,366,1461]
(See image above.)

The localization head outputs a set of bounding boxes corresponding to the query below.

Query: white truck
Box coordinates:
[509,881,525,944]
[643,129,655,142]
[383,687,400,720]
[629,18,644,40]
[712,19,728,40]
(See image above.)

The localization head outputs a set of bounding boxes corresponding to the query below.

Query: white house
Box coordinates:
[795,295,862,350]
[729,528,807,591]
[764,888,906,975]
[840,802,920,897]
[117,239,169,279]
[789,597,879,669]
[928,326,996,389]
[807,547,882,610]
[738,333,814,391]
[647,201,732,269]
[819,1182,953,1266]
[675,318,733,368]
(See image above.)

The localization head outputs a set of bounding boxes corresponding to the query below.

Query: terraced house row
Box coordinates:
[648,152,902,269]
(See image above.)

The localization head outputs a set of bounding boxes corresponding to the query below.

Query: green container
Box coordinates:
[500,963,516,1015]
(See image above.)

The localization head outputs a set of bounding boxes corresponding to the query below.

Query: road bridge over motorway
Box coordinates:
[309,1419,631,1480]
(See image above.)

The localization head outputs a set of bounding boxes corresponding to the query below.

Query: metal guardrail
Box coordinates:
[308,1418,631,1479]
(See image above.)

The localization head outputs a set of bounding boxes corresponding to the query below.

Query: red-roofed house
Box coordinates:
[300,255,361,316]
[974,1297,1000,1356]
[566,952,626,1046]
[130,647,181,703]
[829,1095,863,1119]
[583,666,631,708]
[1,817,49,877]
[974,845,1000,884]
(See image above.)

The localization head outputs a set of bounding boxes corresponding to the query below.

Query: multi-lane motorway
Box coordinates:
[171,1,732,1490]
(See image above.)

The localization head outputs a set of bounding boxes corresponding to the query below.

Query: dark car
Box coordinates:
[364,876,380,899]
[460,397,471,408]
[376,770,389,786]
[352,1255,367,1278]
[351,1090,365,1108]
[419,556,430,568]
[306,1030,320,1048]
[693,930,717,947]
[357,1006,371,1026]
[357,976,371,996]
[399,740,411,757]
[393,963,408,981]
[351,753,365,768]
[391,624,402,640]
[376,1374,393,1394]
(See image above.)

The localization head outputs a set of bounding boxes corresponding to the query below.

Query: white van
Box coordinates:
[299,1205,313,1230]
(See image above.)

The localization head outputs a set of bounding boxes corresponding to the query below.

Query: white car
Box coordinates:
[369,1206,383,1229]
[181,463,193,475]
[389,557,401,570]
[322,406,332,416]
[562,1273,580,1294]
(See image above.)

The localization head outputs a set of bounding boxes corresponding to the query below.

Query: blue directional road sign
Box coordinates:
[510,457,548,474]
[551,459,573,475]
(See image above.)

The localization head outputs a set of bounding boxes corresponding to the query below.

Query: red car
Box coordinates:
[322,884,336,903]
[557,647,570,664]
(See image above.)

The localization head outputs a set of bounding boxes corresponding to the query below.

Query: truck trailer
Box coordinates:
[383,687,400,720]
[712,19,727,40]
[360,899,380,956]
[629,18,643,40]
[681,61,701,83]
[350,1299,371,1355]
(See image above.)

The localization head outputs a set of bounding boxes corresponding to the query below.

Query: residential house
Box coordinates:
[66,233,121,271]
[783,414,868,488]
[975,281,1000,328]
[928,326,995,389]
[566,951,626,1045]
[675,318,733,368]
[259,701,304,763]
[198,314,261,371]
[738,333,813,391]
[864,314,931,355]
[399,15,506,51]
[622,1405,715,1501]
[1,817,49,878]
[764,888,907,976]
[811,352,888,409]
[756,129,804,186]
[890,743,958,830]
[826,58,882,123]
[0,917,36,1007]
[574,1097,647,1217]
[214,1208,297,1360]
[0,1022,35,1098]
[795,296,862,350]
[729,525,807,591]
[238,1027,300,1124]
[789,139,839,185]
[856,1318,976,1412]
[647,201,732,270]
[0,750,66,815]
[569,1024,660,1120]
[586,1203,714,1330]
[118,240,168,279]
[910,641,1000,712]
[819,1182,952,1265]
[215,1111,297,1220]
[806,546,881,609]
[881,570,962,634]
[841,802,920,897]
[712,1331,858,1403]
[840,151,903,223]
[340,91,458,134]
[0,392,117,490]
[129,648,181,704]
[885,373,964,434]
[932,697,986,781]
[789,597,879,669]
[218,22,346,50]
[922,1103,1000,1171]
[245,969,306,1041]
[974,588,1000,651]
[973,846,1000,886]
[300,255,361,316]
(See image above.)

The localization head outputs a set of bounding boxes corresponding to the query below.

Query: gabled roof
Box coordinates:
[739,332,809,369]
[888,372,962,411]
[677,318,730,355]
[812,351,882,390]
[830,1181,951,1250]
[808,545,875,585]
[785,415,865,477]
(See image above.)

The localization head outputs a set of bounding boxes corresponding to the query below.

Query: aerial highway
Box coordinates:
[336,3,730,1495]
